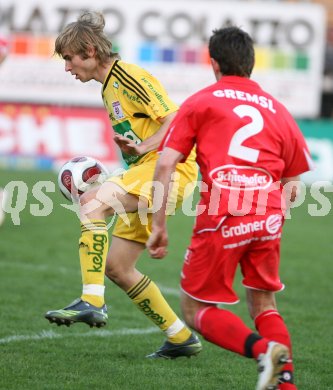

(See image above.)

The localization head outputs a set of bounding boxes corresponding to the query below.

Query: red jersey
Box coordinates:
[162,76,311,226]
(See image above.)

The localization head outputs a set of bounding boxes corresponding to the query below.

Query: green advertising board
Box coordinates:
[298,120,333,184]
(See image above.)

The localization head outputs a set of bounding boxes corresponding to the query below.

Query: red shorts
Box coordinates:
[180,211,285,304]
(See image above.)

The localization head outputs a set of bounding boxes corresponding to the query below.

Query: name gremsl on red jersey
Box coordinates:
[212,88,276,113]
[162,76,311,219]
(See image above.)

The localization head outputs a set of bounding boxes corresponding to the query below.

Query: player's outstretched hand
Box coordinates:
[113,134,144,156]
[146,229,168,259]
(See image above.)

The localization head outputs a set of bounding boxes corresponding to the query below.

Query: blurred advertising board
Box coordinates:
[0,100,332,186]
[0,103,120,170]
[0,0,327,118]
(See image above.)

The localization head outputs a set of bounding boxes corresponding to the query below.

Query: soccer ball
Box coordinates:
[58,156,109,201]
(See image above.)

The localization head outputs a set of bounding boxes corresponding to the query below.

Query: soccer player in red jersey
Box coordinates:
[147,27,312,390]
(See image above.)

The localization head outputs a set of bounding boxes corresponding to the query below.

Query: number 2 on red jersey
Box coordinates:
[228,104,264,163]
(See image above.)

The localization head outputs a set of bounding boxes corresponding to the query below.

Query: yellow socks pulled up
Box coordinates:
[79,220,108,307]
[127,275,191,343]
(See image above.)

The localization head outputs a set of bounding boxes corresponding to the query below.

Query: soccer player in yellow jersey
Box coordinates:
[45,11,202,359]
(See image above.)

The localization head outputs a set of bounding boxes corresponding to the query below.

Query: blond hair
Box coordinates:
[55,11,119,63]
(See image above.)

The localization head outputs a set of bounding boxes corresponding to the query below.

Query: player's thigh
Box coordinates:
[81,181,146,215]
[112,212,152,244]
[181,229,243,304]
[239,211,285,291]
[240,238,283,293]
[107,161,156,207]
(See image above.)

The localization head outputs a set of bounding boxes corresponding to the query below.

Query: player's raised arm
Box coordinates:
[136,112,178,155]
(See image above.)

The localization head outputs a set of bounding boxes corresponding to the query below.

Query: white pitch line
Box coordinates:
[0,262,181,296]
[0,261,70,275]
[159,285,180,297]
[0,327,159,345]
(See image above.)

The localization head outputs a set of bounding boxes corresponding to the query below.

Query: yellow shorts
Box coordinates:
[107,155,198,244]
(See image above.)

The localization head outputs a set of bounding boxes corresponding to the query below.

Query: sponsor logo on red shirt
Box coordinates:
[209,164,273,190]
[265,214,283,234]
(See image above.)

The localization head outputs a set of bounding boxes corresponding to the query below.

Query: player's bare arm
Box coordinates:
[147,147,184,259]
[114,111,178,157]
[281,175,301,206]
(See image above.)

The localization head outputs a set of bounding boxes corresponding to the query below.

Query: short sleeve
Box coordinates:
[159,98,197,162]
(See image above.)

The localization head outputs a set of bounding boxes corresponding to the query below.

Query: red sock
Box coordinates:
[196,306,268,358]
[255,310,296,389]
[279,385,297,390]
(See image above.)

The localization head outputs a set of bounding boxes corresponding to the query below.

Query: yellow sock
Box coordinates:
[79,220,108,307]
[127,275,191,343]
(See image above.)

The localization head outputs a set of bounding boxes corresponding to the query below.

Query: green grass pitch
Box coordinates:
[0,170,332,389]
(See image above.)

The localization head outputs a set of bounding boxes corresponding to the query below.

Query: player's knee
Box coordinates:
[79,189,96,206]
[246,289,277,320]
[105,262,121,284]
[105,261,129,288]
[79,186,113,218]
[248,301,277,320]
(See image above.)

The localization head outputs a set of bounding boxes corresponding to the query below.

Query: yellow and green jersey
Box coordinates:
[102,60,178,166]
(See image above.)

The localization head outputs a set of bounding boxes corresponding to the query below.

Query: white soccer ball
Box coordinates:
[58,156,109,201]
